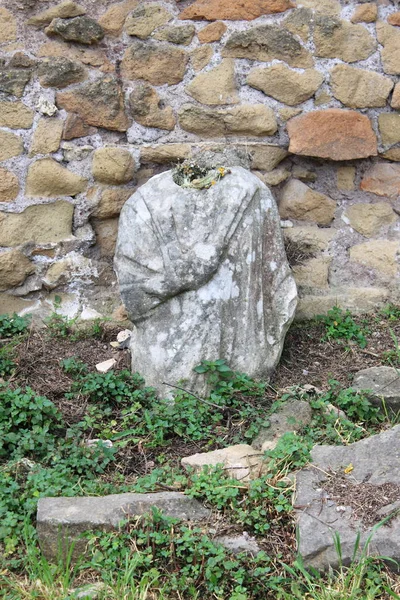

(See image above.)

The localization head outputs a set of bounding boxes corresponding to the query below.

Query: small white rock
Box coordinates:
[86,439,113,449]
[36,96,57,116]
[95,358,116,373]
[117,329,132,343]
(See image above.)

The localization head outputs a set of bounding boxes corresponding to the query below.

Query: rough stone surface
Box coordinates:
[98,0,138,36]
[92,148,135,185]
[182,445,265,482]
[353,367,400,411]
[296,287,389,320]
[252,400,312,451]
[344,203,397,237]
[179,0,295,21]
[28,2,86,26]
[186,60,238,106]
[247,65,323,106]
[29,119,64,156]
[388,12,400,27]
[351,3,378,23]
[279,179,336,225]
[92,218,119,257]
[121,40,187,86]
[223,25,313,68]
[38,57,86,88]
[91,188,131,219]
[37,492,210,560]
[361,163,400,197]
[45,16,104,45]
[191,46,213,71]
[0,168,19,202]
[0,102,34,129]
[391,83,400,110]
[125,3,171,38]
[0,68,31,98]
[292,257,332,290]
[140,144,191,164]
[330,65,393,108]
[154,24,195,45]
[377,22,400,75]
[0,8,17,42]
[26,159,87,198]
[179,104,277,137]
[0,131,23,162]
[283,7,313,41]
[378,114,400,147]
[0,250,35,291]
[380,148,400,162]
[215,533,261,556]
[337,166,356,191]
[0,202,74,246]
[198,21,227,43]
[298,0,341,15]
[261,168,290,186]
[115,168,297,393]
[284,226,336,253]
[314,16,376,62]
[248,144,288,171]
[56,77,129,132]
[287,110,377,161]
[295,426,400,570]
[129,84,176,130]
[63,113,97,140]
[350,240,399,277]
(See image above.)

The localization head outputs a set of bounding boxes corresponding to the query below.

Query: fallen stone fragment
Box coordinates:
[287,110,377,161]
[181,445,265,482]
[352,367,400,411]
[117,329,131,343]
[36,97,58,117]
[86,439,113,449]
[45,16,104,45]
[37,492,211,560]
[95,358,117,373]
[295,425,400,571]
[215,533,261,556]
[252,400,312,451]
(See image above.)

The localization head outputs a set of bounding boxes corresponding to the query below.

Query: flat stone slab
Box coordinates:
[295,425,400,571]
[252,399,312,451]
[37,492,210,561]
[353,366,400,411]
[181,444,264,482]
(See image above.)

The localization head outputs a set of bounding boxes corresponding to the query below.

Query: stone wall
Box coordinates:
[0,0,399,321]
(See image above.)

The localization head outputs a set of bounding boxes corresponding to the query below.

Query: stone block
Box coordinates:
[344,203,396,237]
[330,64,393,108]
[90,188,132,219]
[140,144,191,164]
[337,166,356,191]
[351,3,378,23]
[45,16,104,45]
[92,148,135,185]
[287,109,377,161]
[361,163,400,197]
[129,84,176,130]
[252,400,312,450]
[223,24,313,67]
[179,104,277,137]
[121,40,187,86]
[154,25,195,45]
[279,179,336,225]
[92,218,119,257]
[377,22,400,75]
[26,159,87,197]
[353,367,400,411]
[98,0,138,36]
[284,226,336,253]
[190,46,213,71]
[0,202,74,246]
[182,445,265,482]
[37,492,210,561]
[198,21,227,43]
[29,119,64,156]
[38,57,86,88]
[125,4,172,38]
[0,131,24,162]
[247,64,323,106]
[292,257,332,289]
[0,168,19,202]
[0,250,35,290]
[0,8,16,42]
[314,16,376,62]
[378,114,400,146]
[179,0,295,21]
[28,1,86,26]
[350,240,399,276]
[296,287,389,319]
[186,60,238,106]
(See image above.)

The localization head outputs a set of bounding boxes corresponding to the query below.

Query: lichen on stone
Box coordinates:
[172,160,231,189]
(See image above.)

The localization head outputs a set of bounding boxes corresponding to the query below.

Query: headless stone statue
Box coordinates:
[115,166,297,394]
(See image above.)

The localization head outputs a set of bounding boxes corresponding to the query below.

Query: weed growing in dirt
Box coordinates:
[380,304,400,322]
[317,306,368,348]
[0,313,30,338]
